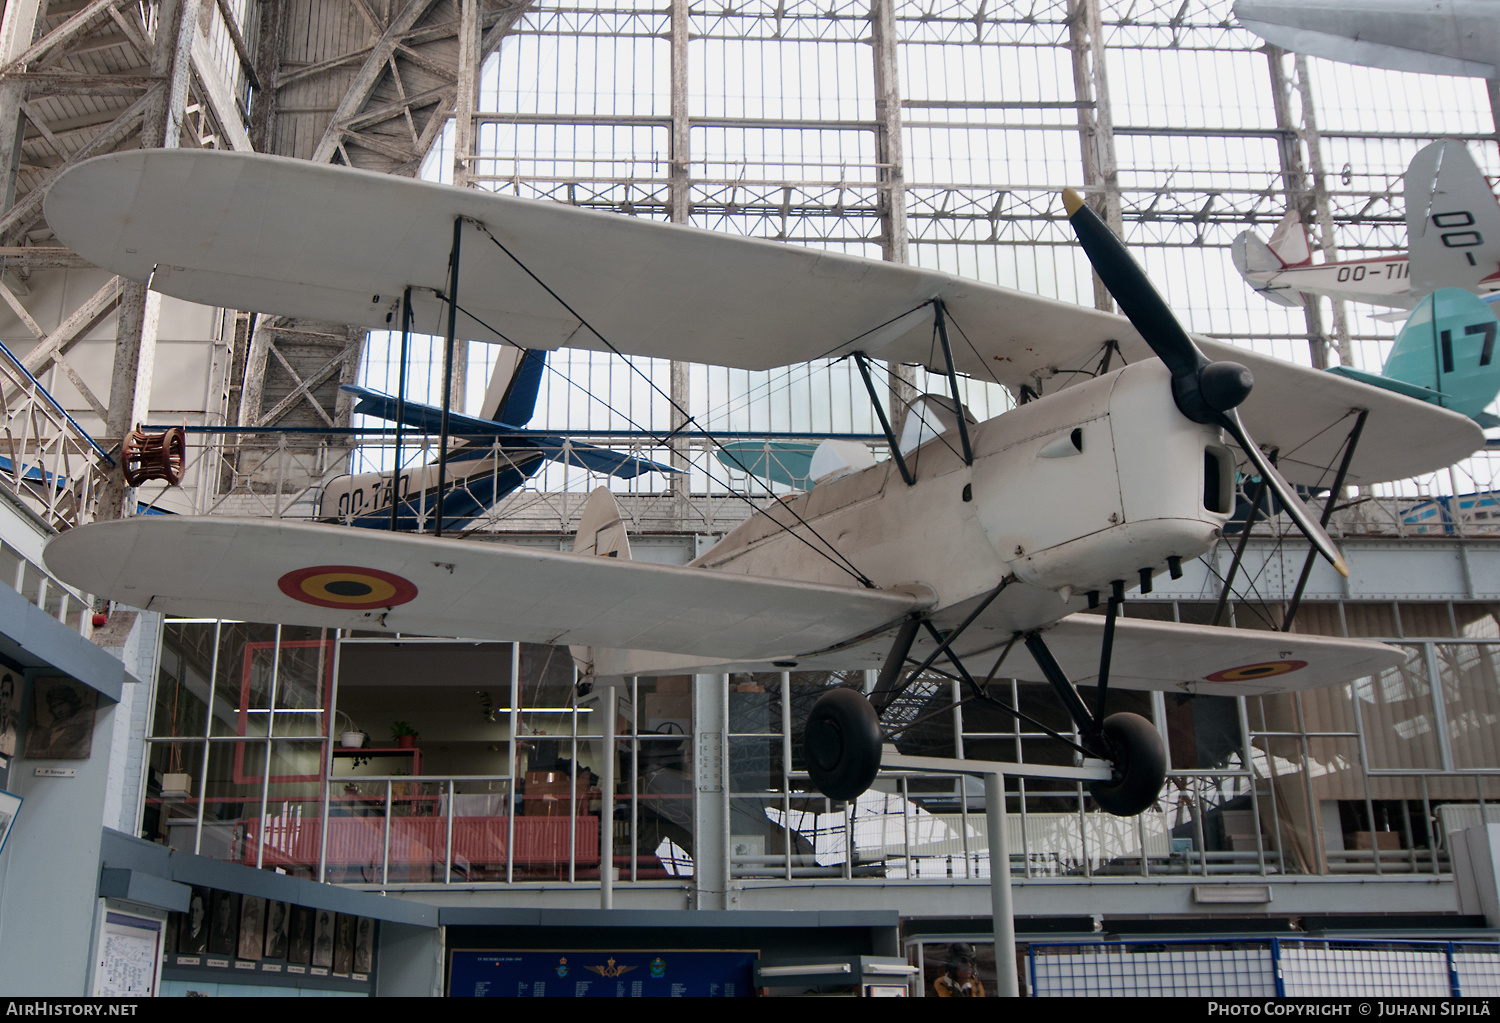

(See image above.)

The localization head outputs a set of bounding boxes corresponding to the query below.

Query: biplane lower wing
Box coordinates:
[45,149,1483,487]
[44,517,925,658]
[47,517,1404,698]
[594,601,1405,696]
[1016,614,1403,697]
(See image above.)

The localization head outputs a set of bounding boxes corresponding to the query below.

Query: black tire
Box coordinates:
[1088,712,1166,817]
[804,688,883,801]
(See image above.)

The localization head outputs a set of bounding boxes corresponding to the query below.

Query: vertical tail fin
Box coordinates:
[478,348,547,426]
[1405,139,1500,293]
[572,486,633,560]
[571,487,632,679]
[1265,208,1312,267]
[1383,287,1500,425]
[1232,209,1311,308]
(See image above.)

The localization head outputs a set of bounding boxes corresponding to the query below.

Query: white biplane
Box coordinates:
[40,151,1485,814]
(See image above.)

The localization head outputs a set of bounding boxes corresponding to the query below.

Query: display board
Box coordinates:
[91,906,165,997]
[449,949,757,997]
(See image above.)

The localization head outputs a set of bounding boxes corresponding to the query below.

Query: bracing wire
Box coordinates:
[452,225,884,589]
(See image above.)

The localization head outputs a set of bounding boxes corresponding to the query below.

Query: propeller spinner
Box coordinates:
[1061,188,1349,579]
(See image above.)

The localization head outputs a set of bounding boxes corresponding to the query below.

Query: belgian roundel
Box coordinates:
[1204,660,1308,684]
[277,565,418,610]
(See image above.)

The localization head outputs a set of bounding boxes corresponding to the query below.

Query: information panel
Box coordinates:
[449,949,756,997]
[92,910,164,997]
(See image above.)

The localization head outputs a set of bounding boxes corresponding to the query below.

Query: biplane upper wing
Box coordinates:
[44,516,924,658]
[46,149,1483,486]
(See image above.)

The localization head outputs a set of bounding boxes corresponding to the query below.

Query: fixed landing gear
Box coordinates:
[1087,711,1167,817]
[804,687,884,801]
[799,576,1173,816]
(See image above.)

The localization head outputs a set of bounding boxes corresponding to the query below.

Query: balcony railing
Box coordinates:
[0,339,112,531]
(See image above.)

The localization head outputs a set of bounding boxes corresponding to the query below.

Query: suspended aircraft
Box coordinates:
[323,347,678,532]
[1233,140,1500,311]
[1235,0,1500,79]
[39,151,1486,816]
[1328,287,1500,428]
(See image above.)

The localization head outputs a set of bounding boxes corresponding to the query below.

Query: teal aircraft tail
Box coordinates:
[1328,287,1500,428]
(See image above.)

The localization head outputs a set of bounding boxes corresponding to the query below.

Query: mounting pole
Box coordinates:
[600,682,618,910]
[984,771,1020,997]
[933,301,973,466]
[390,287,412,532]
[436,218,463,537]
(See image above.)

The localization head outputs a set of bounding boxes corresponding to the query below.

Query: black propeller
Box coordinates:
[1062,187,1349,579]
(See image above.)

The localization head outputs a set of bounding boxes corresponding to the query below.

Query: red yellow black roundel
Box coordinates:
[1204,660,1308,684]
[277,565,418,610]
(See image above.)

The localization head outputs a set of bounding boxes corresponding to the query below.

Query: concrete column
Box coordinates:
[445,0,483,412]
[97,0,203,521]
[691,673,728,910]
[1290,53,1353,368]
[985,773,1019,997]
[668,0,692,506]
[376,923,446,996]
[1265,46,1336,370]
[870,0,915,430]
[0,680,122,994]
[248,0,286,153]
[453,0,481,190]
[600,683,618,909]
[1068,0,1123,314]
[0,0,44,215]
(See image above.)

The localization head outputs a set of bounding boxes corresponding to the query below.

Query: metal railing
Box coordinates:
[1029,938,1500,997]
[0,339,112,531]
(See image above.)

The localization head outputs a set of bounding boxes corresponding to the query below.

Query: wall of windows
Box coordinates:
[140,600,1500,889]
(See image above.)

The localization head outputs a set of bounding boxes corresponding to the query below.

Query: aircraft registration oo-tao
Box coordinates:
[40,151,1487,816]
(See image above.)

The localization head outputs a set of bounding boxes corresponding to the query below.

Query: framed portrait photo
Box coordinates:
[24,678,96,760]
[0,789,21,856]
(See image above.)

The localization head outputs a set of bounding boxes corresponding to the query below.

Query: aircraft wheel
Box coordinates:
[1088,712,1166,817]
[804,688,883,802]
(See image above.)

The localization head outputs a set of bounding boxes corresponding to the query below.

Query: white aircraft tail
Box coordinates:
[572,486,633,560]
[1232,208,1311,308]
[571,487,632,678]
[1405,139,1500,294]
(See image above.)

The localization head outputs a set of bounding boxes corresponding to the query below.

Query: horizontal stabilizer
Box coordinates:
[1326,364,1448,404]
[344,385,678,478]
[715,440,820,489]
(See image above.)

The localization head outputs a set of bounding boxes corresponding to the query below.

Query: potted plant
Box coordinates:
[336,711,367,749]
[390,721,419,749]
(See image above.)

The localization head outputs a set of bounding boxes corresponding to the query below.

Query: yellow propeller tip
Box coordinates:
[1062,188,1086,216]
[1334,557,1350,579]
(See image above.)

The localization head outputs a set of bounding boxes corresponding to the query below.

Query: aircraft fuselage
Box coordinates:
[591,360,1236,677]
